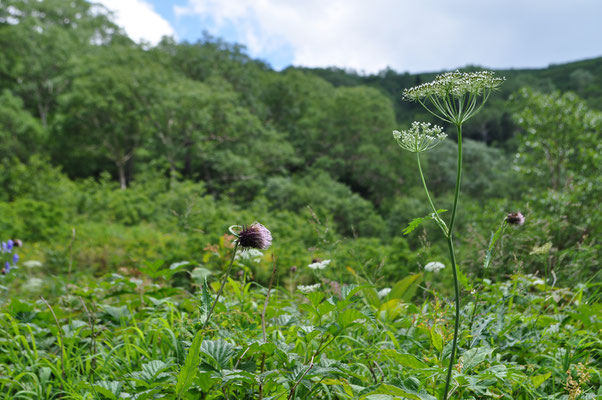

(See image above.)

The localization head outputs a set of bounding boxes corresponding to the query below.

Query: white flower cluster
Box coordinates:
[424,261,445,273]
[235,248,264,262]
[308,259,331,270]
[393,122,447,153]
[297,283,321,293]
[377,287,391,298]
[403,70,504,101]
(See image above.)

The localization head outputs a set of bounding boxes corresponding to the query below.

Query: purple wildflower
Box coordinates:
[6,240,13,251]
[237,223,272,250]
[506,212,525,226]
[4,261,9,274]
[12,253,19,265]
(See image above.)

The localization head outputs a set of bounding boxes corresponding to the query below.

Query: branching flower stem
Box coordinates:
[416,153,439,219]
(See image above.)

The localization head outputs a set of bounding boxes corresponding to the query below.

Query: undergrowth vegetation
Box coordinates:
[0,262,600,399]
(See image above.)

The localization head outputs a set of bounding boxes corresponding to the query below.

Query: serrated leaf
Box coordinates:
[200,339,237,370]
[176,330,204,396]
[403,216,427,235]
[460,347,494,372]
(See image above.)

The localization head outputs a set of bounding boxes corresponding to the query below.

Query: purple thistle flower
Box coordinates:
[12,253,19,265]
[506,212,525,226]
[237,223,272,250]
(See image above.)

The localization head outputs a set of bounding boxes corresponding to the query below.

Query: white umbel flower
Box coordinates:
[424,261,446,273]
[393,122,447,153]
[308,259,331,270]
[298,283,321,293]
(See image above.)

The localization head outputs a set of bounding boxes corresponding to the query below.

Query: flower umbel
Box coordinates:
[393,122,446,153]
[424,261,446,273]
[231,223,272,250]
[403,70,505,124]
[308,259,331,270]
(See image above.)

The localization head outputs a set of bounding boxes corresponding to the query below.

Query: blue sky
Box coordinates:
[94,0,602,74]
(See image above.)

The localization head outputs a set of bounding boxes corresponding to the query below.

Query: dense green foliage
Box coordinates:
[0,1,600,398]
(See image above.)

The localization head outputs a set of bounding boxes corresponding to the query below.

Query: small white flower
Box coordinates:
[393,122,446,153]
[297,283,321,293]
[308,259,331,270]
[378,288,391,298]
[235,248,263,262]
[424,261,445,273]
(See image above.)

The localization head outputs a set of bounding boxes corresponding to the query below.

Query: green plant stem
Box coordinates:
[442,123,463,400]
[203,241,239,329]
[417,153,439,218]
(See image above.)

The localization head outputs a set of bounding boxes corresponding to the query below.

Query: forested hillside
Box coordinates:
[1,0,599,286]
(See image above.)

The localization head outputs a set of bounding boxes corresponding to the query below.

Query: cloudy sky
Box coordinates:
[94,0,602,74]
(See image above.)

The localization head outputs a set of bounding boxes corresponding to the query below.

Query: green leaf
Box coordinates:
[389,273,422,302]
[361,384,436,400]
[530,372,551,388]
[200,339,237,370]
[402,216,426,235]
[337,308,364,328]
[430,326,443,353]
[176,330,204,396]
[403,210,448,236]
[460,347,494,372]
[381,349,428,369]
[483,221,506,269]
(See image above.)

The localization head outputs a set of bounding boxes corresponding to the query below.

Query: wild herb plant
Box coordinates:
[394,71,504,400]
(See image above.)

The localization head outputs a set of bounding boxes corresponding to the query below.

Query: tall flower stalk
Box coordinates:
[395,71,504,400]
[203,223,272,329]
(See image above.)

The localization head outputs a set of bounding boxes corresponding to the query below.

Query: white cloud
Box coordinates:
[95,0,176,45]
[174,0,601,73]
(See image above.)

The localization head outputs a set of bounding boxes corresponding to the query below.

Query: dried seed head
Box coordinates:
[506,212,525,226]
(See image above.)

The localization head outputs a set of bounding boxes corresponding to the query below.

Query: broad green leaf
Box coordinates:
[530,372,551,388]
[363,287,381,308]
[200,339,237,370]
[381,349,428,369]
[461,347,494,372]
[176,331,204,396]
[389,273,422,302]
[337,308,364,328]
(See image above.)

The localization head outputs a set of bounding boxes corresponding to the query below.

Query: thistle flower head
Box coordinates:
[231,222,272,250]
[393,122,446,153]
[403,70,504,102]
[505,212,525,226]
